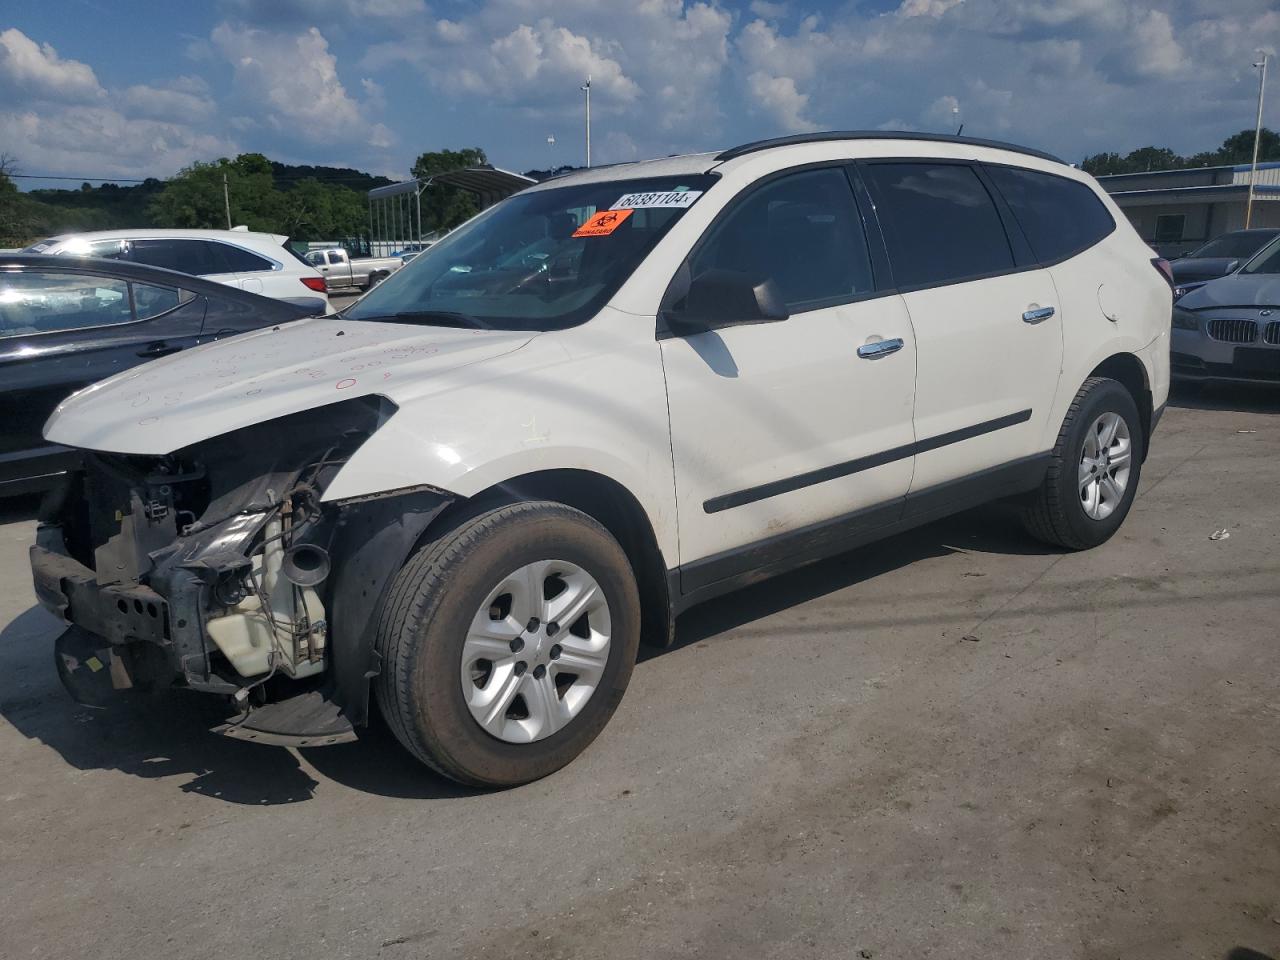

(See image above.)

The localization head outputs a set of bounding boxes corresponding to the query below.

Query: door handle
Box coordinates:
[1023,306,1056,324]
[138,341,182,358]
[857,338,905,360]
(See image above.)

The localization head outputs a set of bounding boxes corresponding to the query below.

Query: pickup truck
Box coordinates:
[304,248,406,292]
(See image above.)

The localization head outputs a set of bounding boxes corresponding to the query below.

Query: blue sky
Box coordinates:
[2,0,1276,189]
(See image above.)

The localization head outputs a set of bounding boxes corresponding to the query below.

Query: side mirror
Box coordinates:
[664,268,789,335]
[1226,259,1240,273]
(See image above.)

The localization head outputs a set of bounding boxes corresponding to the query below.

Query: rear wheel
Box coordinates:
[1021,377,1144,550]
[374,501,641,787]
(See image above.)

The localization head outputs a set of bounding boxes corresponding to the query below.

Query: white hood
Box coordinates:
[44,316,535,455]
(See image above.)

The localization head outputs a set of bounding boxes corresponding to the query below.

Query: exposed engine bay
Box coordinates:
[31,396,453,745]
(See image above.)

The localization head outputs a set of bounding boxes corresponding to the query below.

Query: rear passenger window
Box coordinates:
[861,162,1014,289]
[218,243,275,273]
[985,166,1115,263]
[690,167,874,310]
[128,239,231,276]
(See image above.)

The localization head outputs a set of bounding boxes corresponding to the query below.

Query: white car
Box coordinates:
[24,228,330,311]
[31,132,1171,787]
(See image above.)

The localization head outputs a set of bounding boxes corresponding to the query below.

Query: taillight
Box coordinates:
[1152,258,1174,288]
[300,276,327,292]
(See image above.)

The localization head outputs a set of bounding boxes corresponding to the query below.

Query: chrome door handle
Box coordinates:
[857,338,904,359]
[1023,306,1056,324]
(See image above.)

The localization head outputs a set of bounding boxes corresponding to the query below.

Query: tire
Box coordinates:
[365,271,385,291]
[1021,377,1144,550]
[374,501,641,787]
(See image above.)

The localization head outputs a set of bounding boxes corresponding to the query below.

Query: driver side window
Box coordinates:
[689,167,875,312]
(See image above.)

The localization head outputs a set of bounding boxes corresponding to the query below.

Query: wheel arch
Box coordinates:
[423,468,676,650]
[1088,352,1152,457]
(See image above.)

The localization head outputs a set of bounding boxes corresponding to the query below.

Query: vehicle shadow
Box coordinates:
[0,502,1049,804]
[645,502,1048,659]
[1168,381,1280,413]
[0,493,43,525]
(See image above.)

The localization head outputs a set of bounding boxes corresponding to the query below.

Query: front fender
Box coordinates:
[320,324,679,561]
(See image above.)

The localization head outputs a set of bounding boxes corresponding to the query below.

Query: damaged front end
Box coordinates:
[31,396,453,746]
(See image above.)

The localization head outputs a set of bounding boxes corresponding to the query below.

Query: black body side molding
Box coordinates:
[704,409,1033,513]
[676,452,1051,608]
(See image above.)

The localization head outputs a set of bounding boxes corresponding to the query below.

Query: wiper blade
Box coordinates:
[392,310,489,329]
[344,310,489,329]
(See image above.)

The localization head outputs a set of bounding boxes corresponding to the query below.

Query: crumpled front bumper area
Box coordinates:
[27,396,455,746]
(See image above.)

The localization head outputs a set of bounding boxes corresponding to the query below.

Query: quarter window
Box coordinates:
[689,167,874,310]
[132,283,193,321]
[985,165,1116,263]
[861,162,1014,289]
[0,272,133,338]
[217,243,276,273]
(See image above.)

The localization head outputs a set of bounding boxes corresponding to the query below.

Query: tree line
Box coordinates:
[1081,127,1279,176]
[0,148,493,248]
[4,128,1278,247]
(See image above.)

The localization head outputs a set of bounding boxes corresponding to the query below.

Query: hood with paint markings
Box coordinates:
[44,316,535,455]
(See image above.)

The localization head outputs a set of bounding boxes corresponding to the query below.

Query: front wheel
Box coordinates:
[1021,377,1144,550]
[374,501,641,787]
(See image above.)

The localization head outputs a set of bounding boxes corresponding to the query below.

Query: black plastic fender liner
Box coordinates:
[327,486,454,726]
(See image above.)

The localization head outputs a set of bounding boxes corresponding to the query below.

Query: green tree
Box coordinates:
[1081,152,1127,176]
[410,147,488,232]
[148,153,282,231]
[0,154,40,246]
[1216,128,1280,165]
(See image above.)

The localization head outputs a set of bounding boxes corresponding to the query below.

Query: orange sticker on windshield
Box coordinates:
[573,209,633,237]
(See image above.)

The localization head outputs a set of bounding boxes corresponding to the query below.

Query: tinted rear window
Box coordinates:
[128,239,231,276]
[985,166,1115,264]
[861,162,1014,289]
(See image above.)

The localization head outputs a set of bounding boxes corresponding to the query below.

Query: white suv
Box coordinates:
[24,228,330,310]
[32,133,1171,786]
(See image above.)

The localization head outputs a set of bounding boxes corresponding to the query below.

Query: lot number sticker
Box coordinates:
[611,190,703,210]
[573,209,634,237]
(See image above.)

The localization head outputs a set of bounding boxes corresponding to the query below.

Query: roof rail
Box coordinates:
[715,131,1064,166]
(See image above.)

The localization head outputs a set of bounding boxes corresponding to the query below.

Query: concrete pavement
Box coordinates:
[2,386,1278,960]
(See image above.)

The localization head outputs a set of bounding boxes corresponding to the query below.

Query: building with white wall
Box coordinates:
[1096,161,1280,257]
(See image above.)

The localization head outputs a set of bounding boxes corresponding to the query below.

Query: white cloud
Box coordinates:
[211,23,390,145]
[122,82,216,123]
[0,29,103,104]
[749,1,788,19]
[898,0,966,19]
[0,106,237,180]
[747,72,816,133]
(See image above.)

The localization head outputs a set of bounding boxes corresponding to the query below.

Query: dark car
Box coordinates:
[1171,228,1280,299]
[0,254,325,495]
[1171,234,1280,384]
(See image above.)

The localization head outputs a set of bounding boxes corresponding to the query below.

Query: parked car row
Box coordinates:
[1169,227,1280,300]
[24,228,331,311]
[1170,232,1280,386]
[0,255,324,495]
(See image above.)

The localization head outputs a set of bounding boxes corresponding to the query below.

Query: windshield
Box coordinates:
[1191,231,1277,260]
[1241,235,1280,276]
[342,174,717,330]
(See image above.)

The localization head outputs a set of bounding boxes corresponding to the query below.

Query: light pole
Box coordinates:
[581,76,592,168]
[1246,52,1269,229]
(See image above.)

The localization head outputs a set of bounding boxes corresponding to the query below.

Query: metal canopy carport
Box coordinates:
[367,166,536,256]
